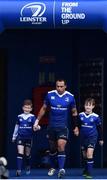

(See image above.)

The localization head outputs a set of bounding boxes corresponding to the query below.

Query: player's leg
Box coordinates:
[16,139,24,176]
[57,127,68,178]
[81,146,87,176]
[47,128,57,176]
[86,146,94,179]
[48,140,57,176]
[25,139,32,175]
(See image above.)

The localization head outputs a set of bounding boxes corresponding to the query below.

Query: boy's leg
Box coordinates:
[25,139,32,175]
[81,147,87,176]
[16,144,24,176]
[86,147,94,178]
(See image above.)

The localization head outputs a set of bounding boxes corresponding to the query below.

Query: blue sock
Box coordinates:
[87,158,94,175]
[49,152,57,168]
[58,151,66,169]
[83,157,87,171]
[25,155,31,168]
[17,153,23,171]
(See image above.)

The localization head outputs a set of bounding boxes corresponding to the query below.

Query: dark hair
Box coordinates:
[56,79,67,85]
[85,98,95,106]
[23,99,32,107]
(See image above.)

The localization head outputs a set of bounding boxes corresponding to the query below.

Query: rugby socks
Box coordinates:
[17,153,23,171]
[58,151,66,169]
[83,157,87,171]
[87,158,94,175]
[49,152,57,168]
[25,155,31,168]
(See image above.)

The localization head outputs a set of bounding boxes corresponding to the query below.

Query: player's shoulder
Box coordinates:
[48,90,56,94]
[79,112,99,118]
[65,91,74,97]
[18,113,35,118]
[79,112,85,116]
[92,112,99,117]
[18,113,23,118]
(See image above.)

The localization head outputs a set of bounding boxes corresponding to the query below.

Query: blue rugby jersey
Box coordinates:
[16,113,36,139]
[79,112,102,138]
[44,90,76,128]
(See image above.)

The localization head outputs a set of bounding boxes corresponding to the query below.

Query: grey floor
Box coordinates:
[9,168,107,179]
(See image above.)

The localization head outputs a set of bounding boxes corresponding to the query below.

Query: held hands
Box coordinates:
[73,127,79,136]
[33,119,41,131]
[99,140,104,146]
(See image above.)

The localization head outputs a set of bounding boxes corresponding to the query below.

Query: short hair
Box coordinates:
[85,98,95,106]
[23,99,32,107]
[56,79,67,85]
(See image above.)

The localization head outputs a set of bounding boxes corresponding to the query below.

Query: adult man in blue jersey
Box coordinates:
[33,79,79,178]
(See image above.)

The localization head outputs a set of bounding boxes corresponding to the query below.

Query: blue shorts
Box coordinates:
[81,136,97,150]
[47,127,69,141]
[17,137,32,148]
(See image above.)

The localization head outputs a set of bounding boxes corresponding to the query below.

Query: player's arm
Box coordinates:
[12,124,19,142]
[97,123,104,146]
[71,107,79,136]
[33,104,47,130]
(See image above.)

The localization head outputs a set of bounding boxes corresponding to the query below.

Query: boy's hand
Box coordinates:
[99,140,104,146]
[73,127,79,136]
[12,137,16,143]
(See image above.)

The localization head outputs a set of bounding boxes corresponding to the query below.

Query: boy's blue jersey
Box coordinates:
[16,113,36,139]
[44,90,76,128]
[79,112,101,138]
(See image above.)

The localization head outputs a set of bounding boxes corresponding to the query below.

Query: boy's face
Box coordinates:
[84,102,95,114]
[22,105,32,114]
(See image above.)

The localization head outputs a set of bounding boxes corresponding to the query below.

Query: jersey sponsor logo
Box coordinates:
[19,118,23,121]
[90,118,94,122]
[57,104,61,108]
[51,106,67,111]
[51,96,55,100]
[80,117,84,121]
[65,97,69,102]
[28,118,32,122]
[19,126,32,129]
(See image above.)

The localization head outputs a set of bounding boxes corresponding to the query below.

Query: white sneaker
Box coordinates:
[48,168,56,176]
[16,170,21,177]
[26,166,31,175]
[58,168,65,179]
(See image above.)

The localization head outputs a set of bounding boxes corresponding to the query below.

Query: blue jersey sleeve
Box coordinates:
[95,116,102,126]
[96,116,103,140]
[70,96,76,109]
[16,116,20,125]
[44,93,50,106]
[32,115,36,124]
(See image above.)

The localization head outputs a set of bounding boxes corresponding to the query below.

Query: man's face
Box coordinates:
[56,81,66,95]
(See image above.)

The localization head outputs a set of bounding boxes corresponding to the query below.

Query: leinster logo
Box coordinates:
[20,2,47,24]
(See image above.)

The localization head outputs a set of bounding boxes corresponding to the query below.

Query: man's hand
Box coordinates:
[99,140,104,146]
[33,119,40,131]
[34,125,41,131]
[73,127,79,136]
